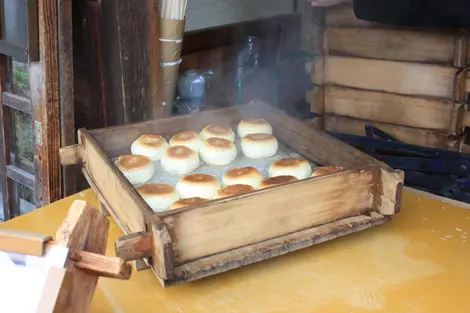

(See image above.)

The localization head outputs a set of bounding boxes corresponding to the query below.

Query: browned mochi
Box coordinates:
[169,197,208,210]
[216,184,255,199]
[166,146,197,159]
[180,174,218,184]
[244,133,274,141]
[136,183,175,196]
[200,124,235,142]
[171,130,199,141]
[205,137,232,149]
[259,175,298,189]
[204,124,231,135]
[117,155,152,172]
[135,135,166,147]
[311,166,344,177]
[176,174,221,199]
[222,167,263,188]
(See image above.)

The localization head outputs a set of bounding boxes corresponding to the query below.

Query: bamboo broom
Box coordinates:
[158,0,188,116]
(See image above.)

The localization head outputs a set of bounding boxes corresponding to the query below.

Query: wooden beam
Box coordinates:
[0,55,14,220]
[58,0,76,197]
[313,56,466,100]
[313,115,460,151]
[0,229,51,256]
[309,86,465,134]
[324,27,462,65]
[54,200,109,313]
[72,251,132,280]
[6,165,35,190]
[30,0,62,206]
[2,92,33,115]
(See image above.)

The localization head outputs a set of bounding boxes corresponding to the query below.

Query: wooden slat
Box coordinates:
[163,167,377,264]
[2,92,33,115]
[79,129,153,234]
[72,251,132,280]
[0,56,14,220]
[324,4,376,27]
[100,0,161,123]
[310,86,464,134]
[315,115,460,151]
[170,212,389,285]
[324,27,460,64]
[53,200,109,313]
[30,0,61,206]
[313,56,465,100]
[0,229,51,256]
[6,165,35,190]
[58,0,76,197]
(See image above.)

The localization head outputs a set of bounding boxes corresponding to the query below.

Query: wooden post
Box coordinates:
[30,0,61,206]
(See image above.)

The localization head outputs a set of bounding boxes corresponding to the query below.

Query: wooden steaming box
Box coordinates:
[60,101,403,286]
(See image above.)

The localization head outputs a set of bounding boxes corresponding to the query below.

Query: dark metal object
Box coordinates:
[326,125,470,203]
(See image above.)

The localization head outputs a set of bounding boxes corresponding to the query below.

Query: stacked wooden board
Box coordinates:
[305,4,470,151]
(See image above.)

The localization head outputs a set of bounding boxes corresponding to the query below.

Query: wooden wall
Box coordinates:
[305,4,470,151]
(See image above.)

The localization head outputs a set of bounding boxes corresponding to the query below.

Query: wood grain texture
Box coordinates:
[79,129,154,234]
[170,212,390,285]
[73,251,132,280]
[0,229,51,256]
[31,0,61,206]
[6,165,35,190]
[313,115,461,151]
[115,231,152,262]
[163,167,377,264]
[59,144,83,166]
[0,55,14,219]
[324,27,462,64]
[310,86,465,134]
[58,0,76,197]
[53,200,109,313]
[313,56,462,99]
[2,92,32,114]
[377,169,403,215]
[99,0,161,124]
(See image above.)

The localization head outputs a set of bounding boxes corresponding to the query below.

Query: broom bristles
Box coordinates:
[159,0,187,20]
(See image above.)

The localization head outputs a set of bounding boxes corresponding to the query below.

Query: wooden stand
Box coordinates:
[0,200,132,313]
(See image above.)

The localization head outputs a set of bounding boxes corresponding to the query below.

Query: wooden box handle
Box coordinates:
[59,144,84,166]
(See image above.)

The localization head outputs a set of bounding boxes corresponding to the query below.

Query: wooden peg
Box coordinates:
[71,251,132,280]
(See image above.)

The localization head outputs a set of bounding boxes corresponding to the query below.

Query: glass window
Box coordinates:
[12,180,35,216]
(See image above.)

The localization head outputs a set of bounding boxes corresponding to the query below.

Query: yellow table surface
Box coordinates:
[1,188,470,313]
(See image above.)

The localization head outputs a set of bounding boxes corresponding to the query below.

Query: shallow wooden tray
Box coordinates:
[60,101,404,287]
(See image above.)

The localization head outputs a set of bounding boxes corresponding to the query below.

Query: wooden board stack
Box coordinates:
[305,4,470,151]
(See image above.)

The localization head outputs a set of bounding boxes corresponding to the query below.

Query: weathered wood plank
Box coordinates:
[30,0,61,206]
[170,212,390,285]
[313,56,464,99]
[0,55,14,219]
[6,164,35,190]
[309,86,465,134]
[58,0,76,197]
[163,167,377,264]
[2,92,32,115]
[324,27,461,64]
[312,115,460,151]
